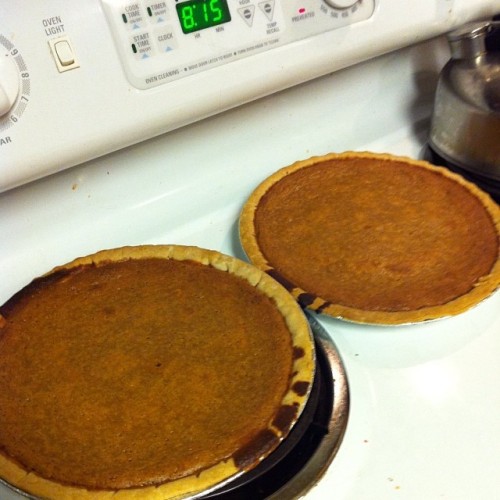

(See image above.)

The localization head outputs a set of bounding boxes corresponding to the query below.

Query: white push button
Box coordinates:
[239,6,255,27]
[48,36,80,72]
[55,40,75,66]
[259,1,275,21]
[155,27,178,53]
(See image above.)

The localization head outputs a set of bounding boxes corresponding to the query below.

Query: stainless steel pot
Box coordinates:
[429,21,500,181]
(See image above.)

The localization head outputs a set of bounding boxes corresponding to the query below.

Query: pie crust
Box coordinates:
[239,151,500,325]
[0,245,314,499]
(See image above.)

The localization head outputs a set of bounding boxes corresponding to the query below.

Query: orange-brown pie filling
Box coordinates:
[240,152,500,324]
[0,245,314,499]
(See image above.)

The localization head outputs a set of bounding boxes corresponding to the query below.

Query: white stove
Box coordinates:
[1,1,500,499]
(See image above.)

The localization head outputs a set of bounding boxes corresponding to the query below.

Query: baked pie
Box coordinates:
[0,245,314,499]
[239,152,500,324]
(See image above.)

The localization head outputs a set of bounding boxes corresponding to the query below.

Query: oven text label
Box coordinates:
[42,16,65,36]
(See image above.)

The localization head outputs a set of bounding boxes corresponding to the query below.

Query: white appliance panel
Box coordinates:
[0,0,498,191]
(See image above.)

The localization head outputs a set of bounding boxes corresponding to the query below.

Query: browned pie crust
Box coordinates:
[0,245,314,499]
[240,151,500,324]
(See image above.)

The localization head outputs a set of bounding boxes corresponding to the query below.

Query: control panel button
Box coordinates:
[121,2,146,29]
[259,1,275,21]
[130,31,155,59]
[54,40,75,66]
[48,36,80,72]
[155,26,178,53]
[145,1,170,23]
[238,6,255,27]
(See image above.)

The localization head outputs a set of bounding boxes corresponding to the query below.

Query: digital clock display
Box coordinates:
[176,0,232,34]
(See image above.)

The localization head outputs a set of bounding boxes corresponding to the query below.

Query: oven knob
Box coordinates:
[323,0,358,8]
[0,54,19,117]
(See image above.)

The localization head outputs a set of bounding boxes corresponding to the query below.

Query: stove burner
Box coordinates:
[425,146,500,204]
[202,313,349,499]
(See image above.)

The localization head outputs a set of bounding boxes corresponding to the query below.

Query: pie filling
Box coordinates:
[0,247,314,496]
[241,152,500,323]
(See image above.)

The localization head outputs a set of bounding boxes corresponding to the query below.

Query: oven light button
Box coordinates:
[48,36,80,73]
[54,40,75,66]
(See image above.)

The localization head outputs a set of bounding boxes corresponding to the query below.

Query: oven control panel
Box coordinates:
[0,0,497,192]
[102,0,375,88]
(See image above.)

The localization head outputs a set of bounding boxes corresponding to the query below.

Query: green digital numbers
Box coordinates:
[176,0,231,34]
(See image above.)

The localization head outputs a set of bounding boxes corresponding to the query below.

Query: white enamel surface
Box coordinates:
[1,7,500,500]
[0,0,498,191]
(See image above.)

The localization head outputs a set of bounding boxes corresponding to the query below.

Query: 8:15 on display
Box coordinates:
[176,0,232,34]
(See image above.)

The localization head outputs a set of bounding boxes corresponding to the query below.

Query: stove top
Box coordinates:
[1,35,499,500]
